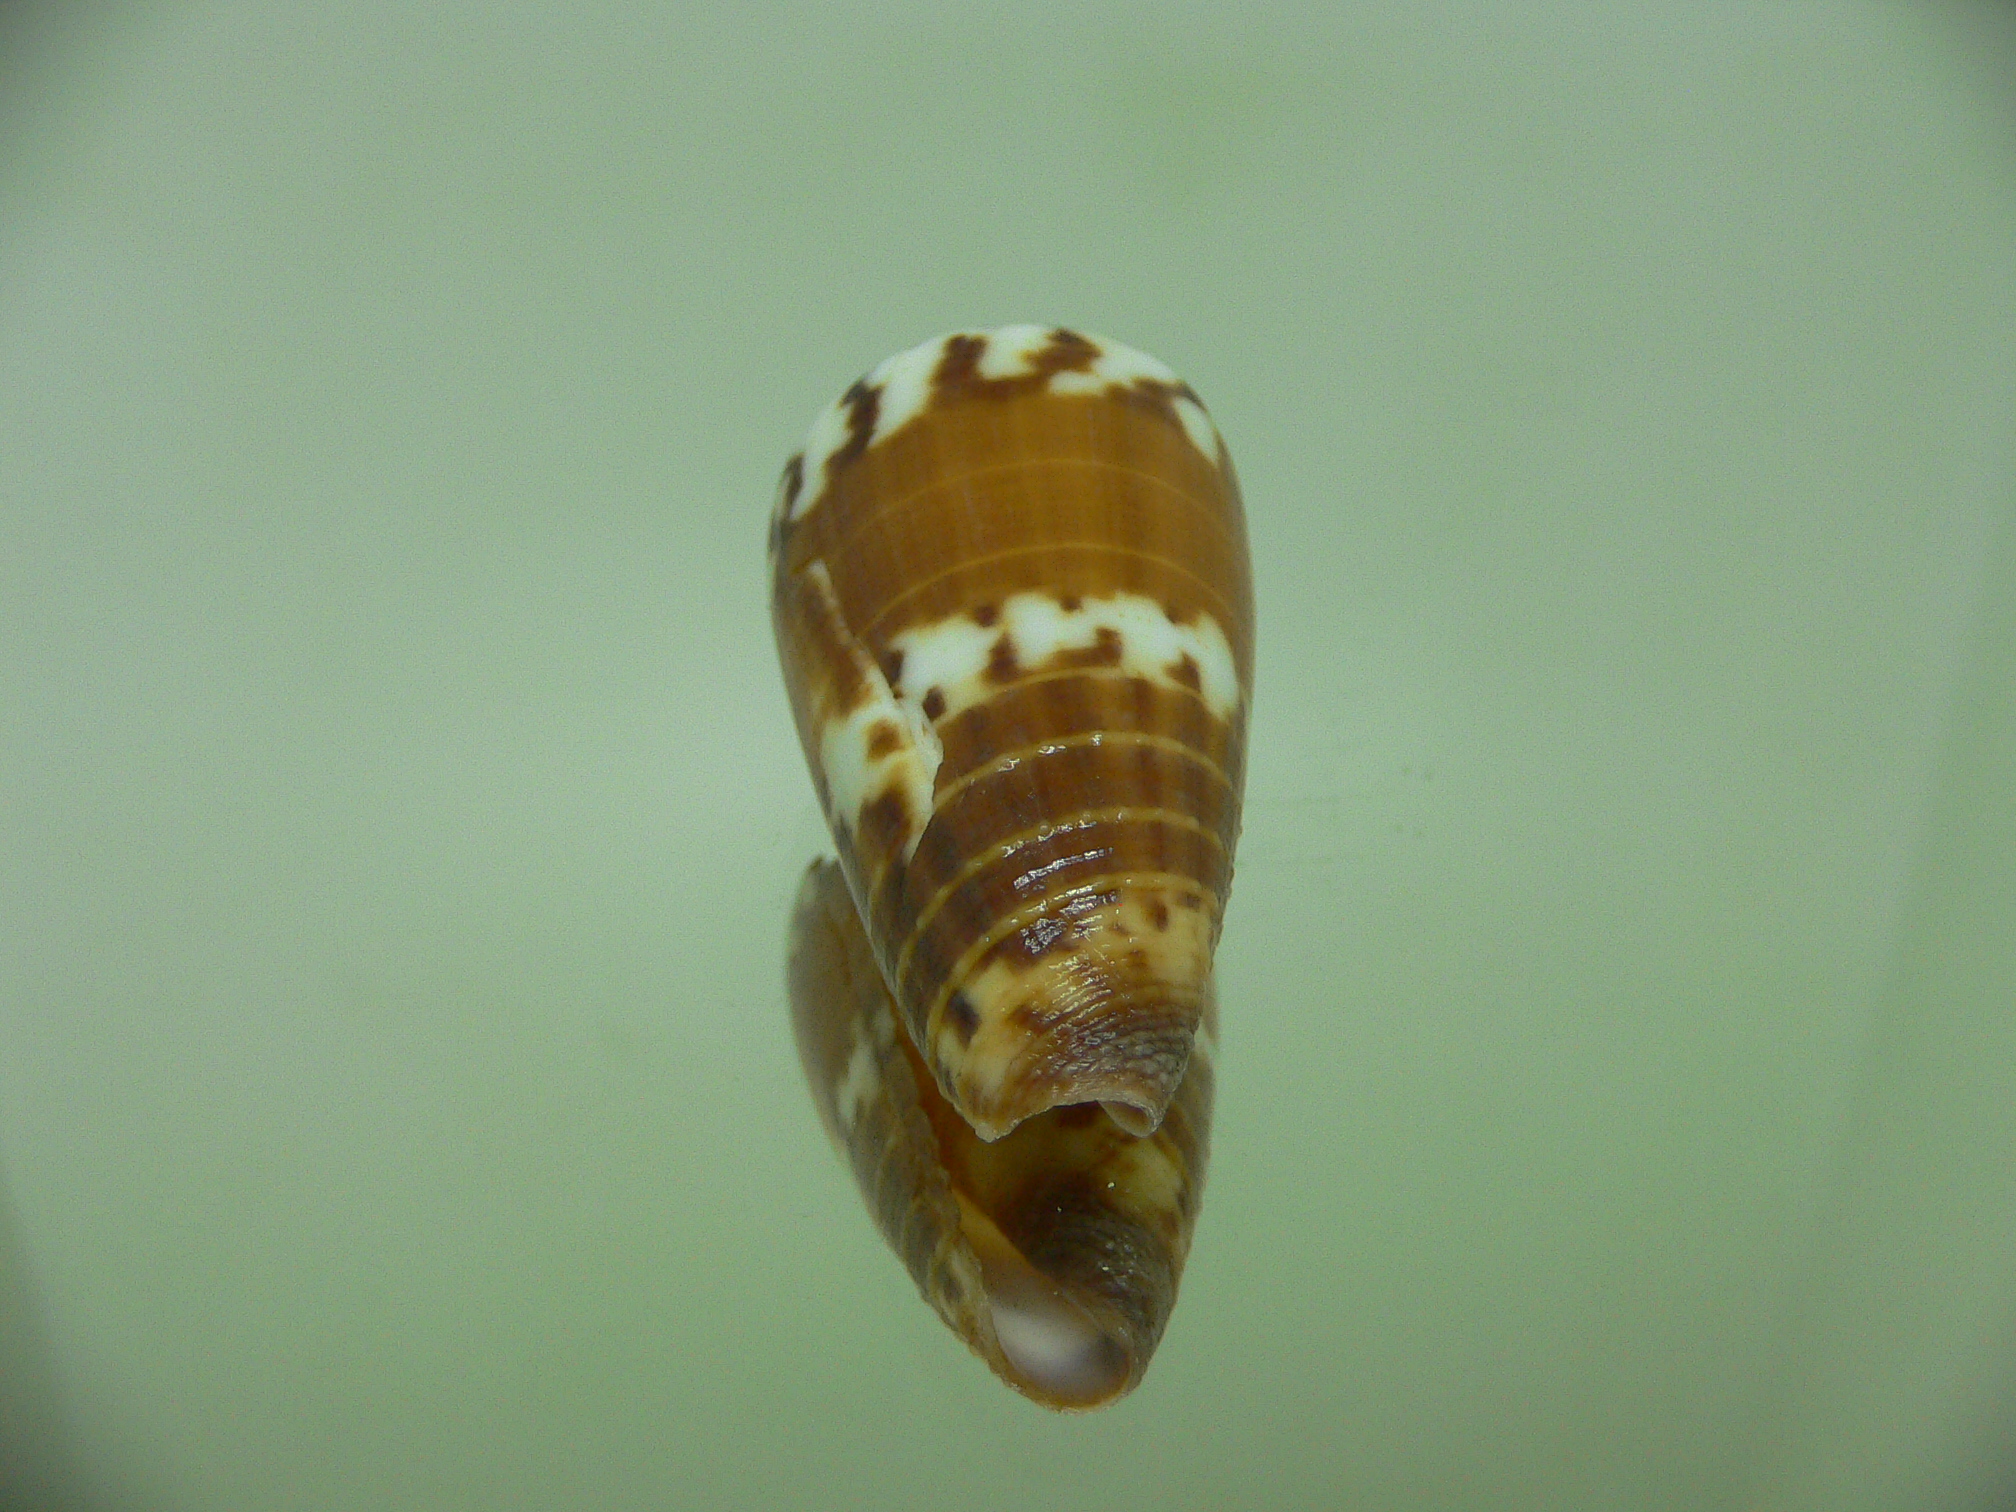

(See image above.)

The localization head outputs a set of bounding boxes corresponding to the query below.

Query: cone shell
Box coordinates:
[771,325,1250,1406]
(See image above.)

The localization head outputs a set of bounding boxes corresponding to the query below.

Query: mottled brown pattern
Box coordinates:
[862,545,1240,651]
[891,813,1229,1014]
[773,328,1248,1406]
[855,789,913,878]
[872,731,1235,975]
[774,328,1249,1135]
[787,860,1215,1410]
[929,326,1102,400]
[1064,625,1126,669]
[990,993,1197,1115]
[772,562,872,748]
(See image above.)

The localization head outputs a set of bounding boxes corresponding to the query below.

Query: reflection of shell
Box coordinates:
[772,326,1250,1408]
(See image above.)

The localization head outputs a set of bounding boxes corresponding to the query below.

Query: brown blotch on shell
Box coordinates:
[1099,377,1216,459]
[1109,379,1178,419]
[774,326,1247,1411]
[927,328,1108,405]
[865,720,904,760]
[986,635,1021,683]
[933,333,990,393]
[946,991,981,1046]
[857,786,912,854]
[829,379,882,476]
[1169,654,1202,695]
[1039,328,1100,375]
[1053,625,1124,672]
[889,752,1237,996]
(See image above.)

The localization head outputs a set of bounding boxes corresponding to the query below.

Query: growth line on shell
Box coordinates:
[912,865,1220,1039]
[890,808,1232,996]
[920,728,1239,822]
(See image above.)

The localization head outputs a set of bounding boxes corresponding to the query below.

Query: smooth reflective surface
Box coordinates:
[2,4,2014,1509]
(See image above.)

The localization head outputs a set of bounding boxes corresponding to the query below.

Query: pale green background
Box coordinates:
[3,4,2014,1509]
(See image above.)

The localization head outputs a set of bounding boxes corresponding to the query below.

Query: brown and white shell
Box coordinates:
[771,325,1250,1409]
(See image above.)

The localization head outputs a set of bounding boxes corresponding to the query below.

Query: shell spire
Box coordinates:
[789,859,1215,1409]
[773,325,1250,1406]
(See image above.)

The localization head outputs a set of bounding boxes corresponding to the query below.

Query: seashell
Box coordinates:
[771,326,1250,1408]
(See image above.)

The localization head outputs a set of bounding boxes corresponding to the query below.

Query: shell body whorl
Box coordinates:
[773,326,1249,1407]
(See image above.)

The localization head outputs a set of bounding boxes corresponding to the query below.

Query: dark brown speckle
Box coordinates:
[986,635,1020,683]
[946,992,981,1046]
[1040,328,1099,377]
[858,787,911,851]
[831,379,882,472]
[934,333,988,394]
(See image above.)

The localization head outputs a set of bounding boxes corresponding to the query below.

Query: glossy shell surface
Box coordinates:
[772,325,1250,1408]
